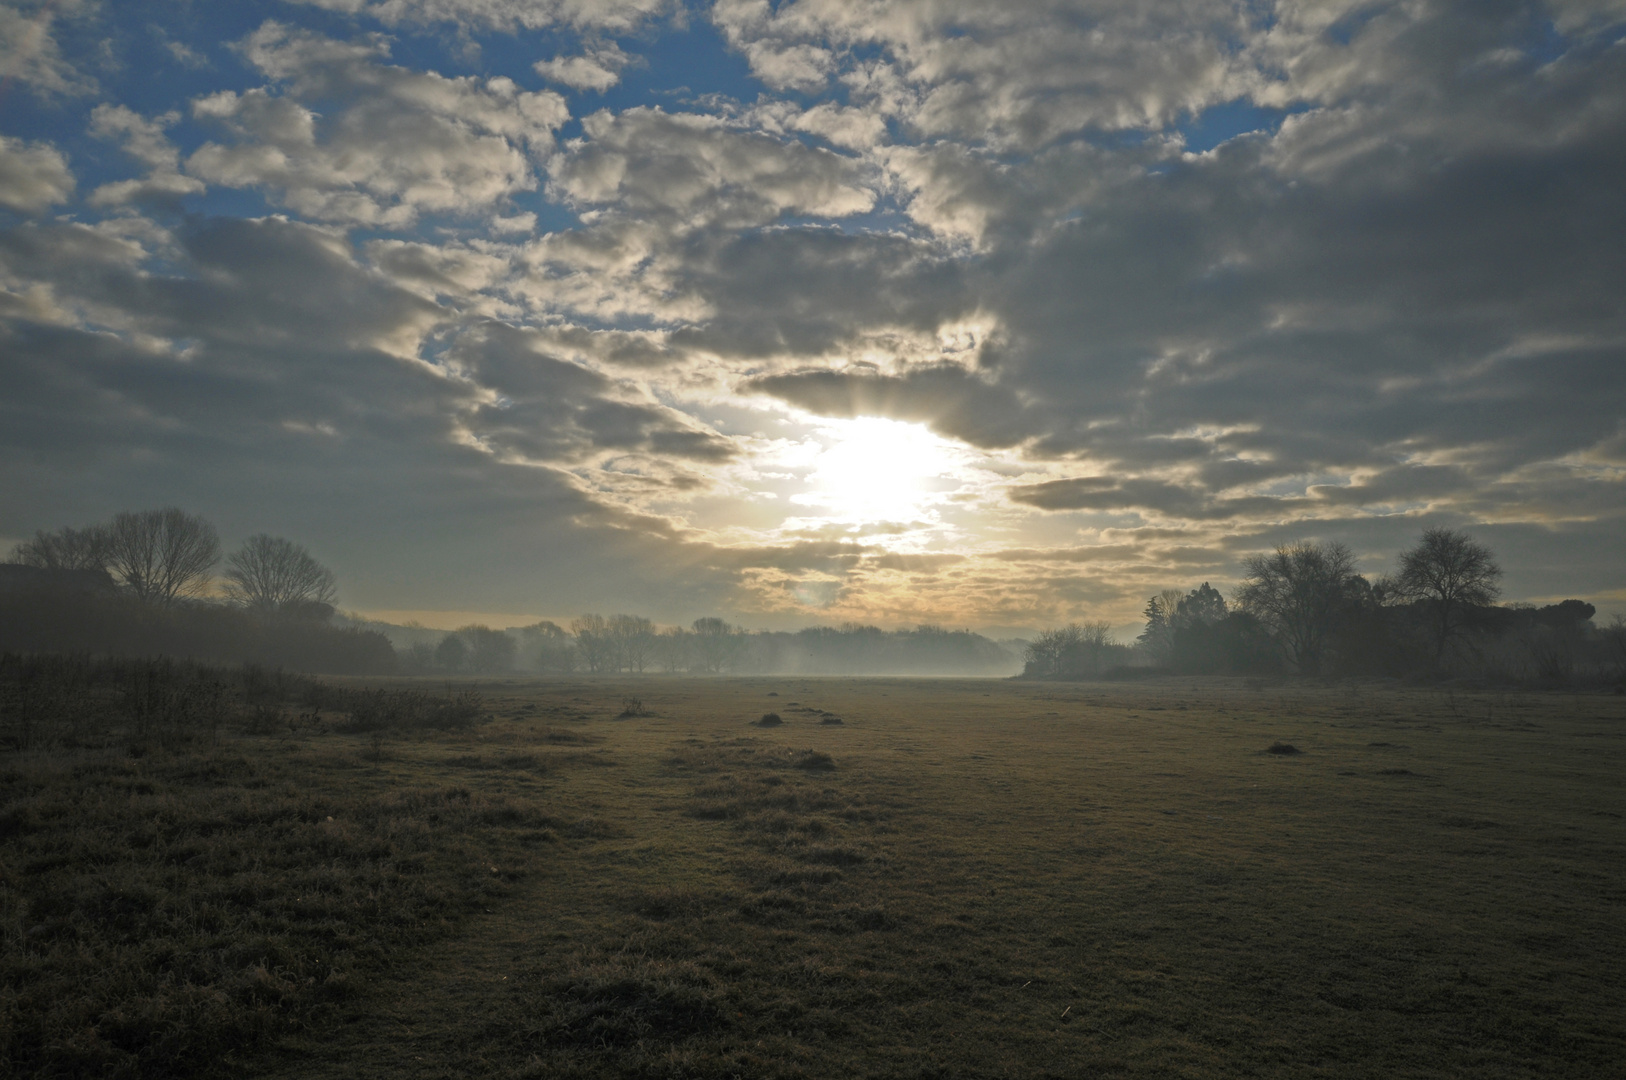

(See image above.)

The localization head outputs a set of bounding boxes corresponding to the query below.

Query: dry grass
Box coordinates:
[6,672,1626,1078]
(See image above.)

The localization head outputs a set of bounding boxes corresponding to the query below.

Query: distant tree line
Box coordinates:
[3,509,394,675]
[1023,527,1620,686]
[400,617,1022,677]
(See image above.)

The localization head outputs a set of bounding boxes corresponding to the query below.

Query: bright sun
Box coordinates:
[798,416,959,524]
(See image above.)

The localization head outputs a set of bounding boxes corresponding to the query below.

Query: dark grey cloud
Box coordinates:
[745,365,1031,449]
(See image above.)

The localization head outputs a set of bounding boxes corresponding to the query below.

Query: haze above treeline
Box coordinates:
[2,507,1620,686]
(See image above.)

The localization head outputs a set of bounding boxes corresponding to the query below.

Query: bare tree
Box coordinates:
[655,626,692,673]
[223,534,337,614]
[7,524,110,571]
[572,614,615,674]
[1025,621,1115,679]
[1234,541,1362,675]
[1395,527,1502,664]
[691,616,742,674]
[105,508,220,605]
[610,614,656,673]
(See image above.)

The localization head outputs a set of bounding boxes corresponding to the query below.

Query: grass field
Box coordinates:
[6,674,1625,1078]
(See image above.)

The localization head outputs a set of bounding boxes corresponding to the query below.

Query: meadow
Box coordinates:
[4,669,1624,1078]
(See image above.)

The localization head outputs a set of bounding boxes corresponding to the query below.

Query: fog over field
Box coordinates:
[1,0,1622,635]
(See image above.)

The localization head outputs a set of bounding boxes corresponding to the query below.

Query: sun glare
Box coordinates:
[798,417,959,524]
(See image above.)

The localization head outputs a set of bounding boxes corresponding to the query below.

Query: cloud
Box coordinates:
[444,320,737,466]
[5,0,1626,628]
[0,136,74,212]
[0,0,94,97]
[712,0,1257,149]
[746,364,1031,451]
[534,42,637,92]
[185,22,568,227]
[664,227,972,359]
[0,208,765,615]
[284,0,667,32]
[86,106,207,208]
[549,106,874,227]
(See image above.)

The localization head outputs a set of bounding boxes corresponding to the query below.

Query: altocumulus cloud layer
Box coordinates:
[1,0,1622,632]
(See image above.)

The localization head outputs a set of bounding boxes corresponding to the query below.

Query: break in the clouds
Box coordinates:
[1,0,1623,633]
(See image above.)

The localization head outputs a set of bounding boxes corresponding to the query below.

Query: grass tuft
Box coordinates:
[793,749,835,770]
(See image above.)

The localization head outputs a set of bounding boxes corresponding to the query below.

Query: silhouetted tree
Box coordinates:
[1605,615,1626,681]
[655,626,692,672]
[572,614,615,673]
[1025,621,1115,679]
[1176,582,1227,627]
[1135,589,1184,663]
[1396,527,1502,664]
[459,624,516,673]
[223,534,337,615]
[434,634,468,673]
[609,614,656,673]
[7,524,110,571]
[401,641,436,674]
[1234,541,1363,675]
[691,616,742,674]
[519,620,576,672]
[105,508,220,605]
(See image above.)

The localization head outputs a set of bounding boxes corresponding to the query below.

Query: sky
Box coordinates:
[1,0,1623,637]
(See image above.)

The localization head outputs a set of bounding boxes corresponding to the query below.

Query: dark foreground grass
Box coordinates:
[0,746,563,1078]
[7,671,1626,1077]
[0,657,574,1078]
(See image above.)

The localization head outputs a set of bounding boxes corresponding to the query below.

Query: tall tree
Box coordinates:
[691,616,742,674]
[223,534,337,614]
[1234,541,1362,675]
[519,620,576,672]
[105,508,220,605]
[7,524,110,571]
[435,634,468,673]
[458,624,516,673]
[1176,583,1228,626]
[572,614,615,674]
[1135,589,1184,663]
[610,614,656,673]
[1396,527,1502,663]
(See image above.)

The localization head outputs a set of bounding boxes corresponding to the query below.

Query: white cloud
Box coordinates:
[185,22,569,227]
[0,0,94,97]
[0,135,74,213]
[750,100,889,152]
[712,0,1256,148]
[550,106,875,227]
[534,42,637,92]
[86,105,207,207]
[283,0,667,32]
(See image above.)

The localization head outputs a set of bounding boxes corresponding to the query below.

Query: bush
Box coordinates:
[0,588,395,675]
